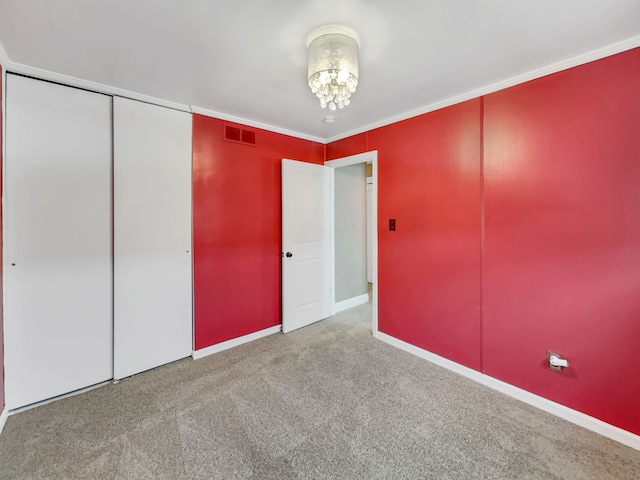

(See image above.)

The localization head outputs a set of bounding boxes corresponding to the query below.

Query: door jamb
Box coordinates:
[325,151,378,335]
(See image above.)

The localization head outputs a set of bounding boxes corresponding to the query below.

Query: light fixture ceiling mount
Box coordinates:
[306,25,360,111]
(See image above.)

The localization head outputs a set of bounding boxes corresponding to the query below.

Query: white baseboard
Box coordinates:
[0,406,8,436]
[192,325,281,360]
[374,331,640,451]
[334,293,369,313]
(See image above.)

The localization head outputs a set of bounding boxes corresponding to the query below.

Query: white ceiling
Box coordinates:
[1,0,639,142]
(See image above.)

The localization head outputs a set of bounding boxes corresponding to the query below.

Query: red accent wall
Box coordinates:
[327,47,640,436]
[369,101,483,370]
[326,132,368,160]
[483,48,640,434]
[192,115,324,350]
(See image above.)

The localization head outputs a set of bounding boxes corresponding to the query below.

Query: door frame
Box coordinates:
[325,151,378,334]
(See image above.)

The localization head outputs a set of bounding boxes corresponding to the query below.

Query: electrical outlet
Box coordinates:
[389,218,396,231]
[547,350,566,373]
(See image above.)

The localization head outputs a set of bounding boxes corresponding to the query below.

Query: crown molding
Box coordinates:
[191,106,326,144]
[1,50,190,113]
[326,34,640,143]
[0,38,322,143]
[3,33,640,144]
[0,39,9,66]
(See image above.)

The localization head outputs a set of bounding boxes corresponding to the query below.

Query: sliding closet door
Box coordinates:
[113,97,192,379]
[4,74,113,409]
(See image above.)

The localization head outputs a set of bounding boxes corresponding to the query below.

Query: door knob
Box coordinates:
[286,252,293,258]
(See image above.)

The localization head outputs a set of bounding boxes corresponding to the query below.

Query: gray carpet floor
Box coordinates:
[1,301,639,479]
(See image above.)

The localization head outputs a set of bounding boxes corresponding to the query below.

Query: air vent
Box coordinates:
[224,124,256,146]
[225,125,241,142]
[241,129,256,145]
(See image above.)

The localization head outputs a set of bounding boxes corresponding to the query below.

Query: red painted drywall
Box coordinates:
[483,48,640,435]
[369,100,483,371]
[326,133,368,160]
[192,115,324,349]
[327,47,640,436]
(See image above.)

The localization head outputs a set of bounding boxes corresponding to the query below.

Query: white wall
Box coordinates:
[334,163,367,303]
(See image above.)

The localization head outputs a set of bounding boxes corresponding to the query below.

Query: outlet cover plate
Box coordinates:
[547,350,565,373]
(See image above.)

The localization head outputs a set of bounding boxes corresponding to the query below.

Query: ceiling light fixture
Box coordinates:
[306,25,360,111]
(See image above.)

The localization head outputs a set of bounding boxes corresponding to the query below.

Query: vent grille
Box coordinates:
[241,129,256,145]
[224,124,256,146]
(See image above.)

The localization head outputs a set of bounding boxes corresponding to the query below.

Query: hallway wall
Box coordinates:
[335,163,368,303]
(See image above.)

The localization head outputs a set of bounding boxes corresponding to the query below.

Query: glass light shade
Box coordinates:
[307,30,359,110]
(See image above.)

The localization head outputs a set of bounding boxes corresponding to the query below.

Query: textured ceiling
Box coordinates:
[1,0,639,141]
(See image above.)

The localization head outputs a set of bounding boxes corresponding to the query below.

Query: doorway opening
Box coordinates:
[325,151,378,334]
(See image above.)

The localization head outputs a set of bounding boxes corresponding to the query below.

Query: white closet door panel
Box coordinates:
[4,75,113,409]
[113,97,193,379]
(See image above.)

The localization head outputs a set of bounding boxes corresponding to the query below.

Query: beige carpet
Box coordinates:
[1,301,639,479]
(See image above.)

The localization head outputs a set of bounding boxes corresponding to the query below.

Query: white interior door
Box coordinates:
[113,97,193,380]
[281,159,331,333]
[4,74,113,409]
